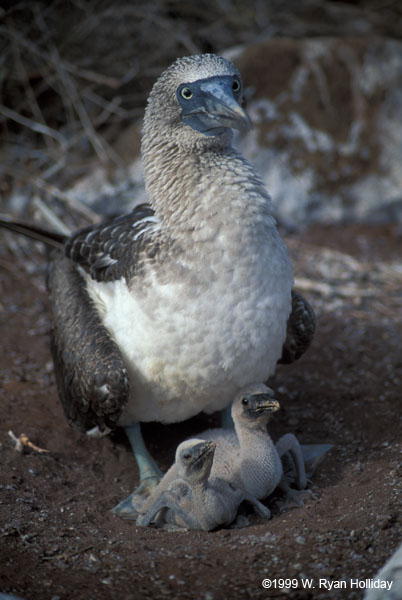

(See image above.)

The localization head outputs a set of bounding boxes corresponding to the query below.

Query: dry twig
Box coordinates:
[8,430,49,454]
[42,544,94,562]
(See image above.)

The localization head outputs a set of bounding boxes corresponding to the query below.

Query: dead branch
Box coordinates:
[8,431,49,454]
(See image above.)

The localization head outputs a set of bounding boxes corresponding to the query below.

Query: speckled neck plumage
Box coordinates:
[142,135,276,240]
[235,423,282,499]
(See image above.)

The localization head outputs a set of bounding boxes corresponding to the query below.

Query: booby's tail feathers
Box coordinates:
[0,215,67,249]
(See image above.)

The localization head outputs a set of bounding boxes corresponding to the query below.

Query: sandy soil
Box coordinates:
[0,223,401,600]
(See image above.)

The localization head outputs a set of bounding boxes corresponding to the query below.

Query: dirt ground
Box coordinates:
[0,223,401,600]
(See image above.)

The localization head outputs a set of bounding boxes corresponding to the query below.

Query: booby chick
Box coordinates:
[0,54,316,516]
[135,383,307,524]
[197,384,313,513]
[196,383,285,502]
[136,439,270,530]
[199,384,312,509]
[188,383,308,508]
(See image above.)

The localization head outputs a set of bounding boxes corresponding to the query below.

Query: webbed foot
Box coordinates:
[112,422,163,519]
[112,475,162,519]
[276,487,314,512]
[230,515,251,529]
[301,443,333,478]
[244,495,271,520]
[253,502,271,520]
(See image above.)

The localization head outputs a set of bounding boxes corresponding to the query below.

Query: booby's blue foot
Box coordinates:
[112,422,163,519]
[112,476,161,519]
[221,404,234,429]
[301,443,334,478]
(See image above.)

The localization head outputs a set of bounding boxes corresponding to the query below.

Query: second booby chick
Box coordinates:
[137,383,308,528]
[136,439,270,530]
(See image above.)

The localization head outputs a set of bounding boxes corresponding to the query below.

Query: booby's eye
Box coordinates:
[232,78,241,93]
[183,452,191,460]
[180,87,193,100]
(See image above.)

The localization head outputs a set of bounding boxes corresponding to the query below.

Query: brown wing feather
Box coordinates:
[64,204,158,283]
[48,254,130,432]
[278,289,316,364]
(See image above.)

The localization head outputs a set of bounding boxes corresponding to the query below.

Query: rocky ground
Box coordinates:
[0,222,401,600]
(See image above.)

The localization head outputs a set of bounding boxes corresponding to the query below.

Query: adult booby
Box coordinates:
[0,54,315,516]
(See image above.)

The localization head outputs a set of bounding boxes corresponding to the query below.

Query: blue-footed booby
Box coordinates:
[0,54,315,517]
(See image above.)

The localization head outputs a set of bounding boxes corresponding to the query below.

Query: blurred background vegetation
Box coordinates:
[0,0,401,227]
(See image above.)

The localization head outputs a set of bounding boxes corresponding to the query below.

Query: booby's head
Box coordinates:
[176,439,216,484]
[232,383,280,430]
[176,67,250,136]
[143,54,251,148]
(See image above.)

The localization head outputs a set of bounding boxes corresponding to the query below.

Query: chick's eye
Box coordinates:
[180,87,193,99]
[241,397,249,406]
[232,79,241,93]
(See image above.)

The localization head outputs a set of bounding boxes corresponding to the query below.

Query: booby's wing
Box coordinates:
[0,205,160,433]
[279,289,316,364]
[64,203,159,282]
[49,203,160,432]
[49,253,130,432]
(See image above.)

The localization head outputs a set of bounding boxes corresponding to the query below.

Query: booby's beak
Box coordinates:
[177,75,252,136]
[200,81,251,132]
[242,393,280,417]
[191,440,216,468]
